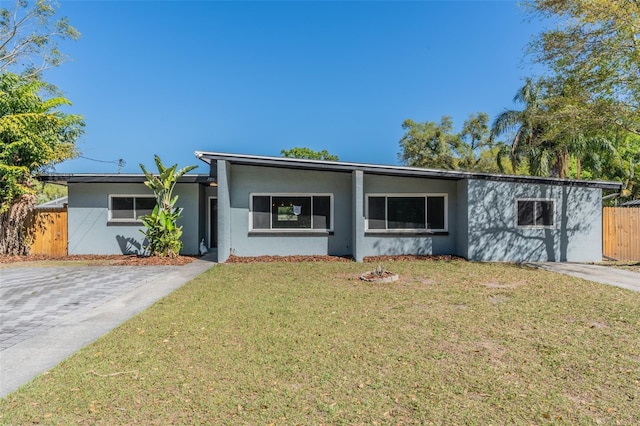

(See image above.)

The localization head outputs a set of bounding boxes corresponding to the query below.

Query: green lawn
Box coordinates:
[2,260,639,424]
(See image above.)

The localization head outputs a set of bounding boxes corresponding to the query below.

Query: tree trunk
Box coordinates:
[0,194,36,255]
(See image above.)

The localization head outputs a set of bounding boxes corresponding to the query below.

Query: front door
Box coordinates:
[209,198,218,248]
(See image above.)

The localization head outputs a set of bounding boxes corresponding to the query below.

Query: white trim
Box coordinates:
[108,194,155,222]
[515,198,556,228]
[364,193,449,233]
[249,193,334,232]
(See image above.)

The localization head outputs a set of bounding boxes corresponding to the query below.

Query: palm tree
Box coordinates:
[492,78,578,177]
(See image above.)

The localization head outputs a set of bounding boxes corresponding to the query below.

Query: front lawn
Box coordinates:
[1,261,639,424]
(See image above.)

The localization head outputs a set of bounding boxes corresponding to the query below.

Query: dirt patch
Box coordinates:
[226,255,353,263]
[482,281,526,289]
[0,254,198,266]
[225,254,465,263]
[360,270,399,282]
[490,295,509,304]
[587,320,608,329]
[363,255,464,262]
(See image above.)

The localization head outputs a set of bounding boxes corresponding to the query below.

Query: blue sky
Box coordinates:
[46,1,544,174]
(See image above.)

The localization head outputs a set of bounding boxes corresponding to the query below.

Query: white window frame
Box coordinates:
[108,194,156,223]
[365,193,448,233]
[515,198,556,228]
[249,193,334,232]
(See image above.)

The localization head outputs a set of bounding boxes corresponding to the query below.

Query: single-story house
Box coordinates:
[40,151,623,262]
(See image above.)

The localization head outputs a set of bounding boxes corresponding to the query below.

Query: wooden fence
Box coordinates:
[603,207,640,261]
[27,207,68,256]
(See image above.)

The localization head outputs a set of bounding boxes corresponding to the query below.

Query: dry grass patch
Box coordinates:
[1,260,639,424]
[599,261,640,273]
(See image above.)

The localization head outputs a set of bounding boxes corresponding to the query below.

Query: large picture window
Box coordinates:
[366,194,447,232]
[109,195,156,222]
[516,199,555,227]
[251,194,333,231]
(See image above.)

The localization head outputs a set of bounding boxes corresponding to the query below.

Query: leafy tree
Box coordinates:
[399,114,504,172]
[569,132,640,202]
[36,182,66,204]
[1,0,80,78]
[139,155,197,258]
[457,112,499,172]
[281,147,339,161]
[613,135,640,201]
[526,0,640,136]
[0,0,81,255]
[0,72,83,254]
[398,117,461,169]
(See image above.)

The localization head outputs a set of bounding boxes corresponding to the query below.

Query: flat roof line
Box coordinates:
[194,150,623,190]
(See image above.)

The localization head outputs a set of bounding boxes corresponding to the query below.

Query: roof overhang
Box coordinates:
[37,174,211,185]
[194,151,624,191]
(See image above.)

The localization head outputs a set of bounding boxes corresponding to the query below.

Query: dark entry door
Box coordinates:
[209,198,218,248]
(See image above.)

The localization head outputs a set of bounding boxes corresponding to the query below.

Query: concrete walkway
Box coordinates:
[529,262,640,293]
[0,254,216,398]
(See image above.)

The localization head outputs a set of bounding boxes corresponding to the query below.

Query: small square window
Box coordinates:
[517,199,554,227]
[109,196,156,222]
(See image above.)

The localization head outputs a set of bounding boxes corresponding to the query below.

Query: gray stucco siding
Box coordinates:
[67,182,201,255]
[465,179,602,262]
[63,159,607,263]
[360,174,458,257]
[227,165,353,257]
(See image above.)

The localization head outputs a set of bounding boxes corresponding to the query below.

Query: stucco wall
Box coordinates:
[359,174,458,257]
[227,165,353,257]
[67,182,201,255]
[465,179,602,262]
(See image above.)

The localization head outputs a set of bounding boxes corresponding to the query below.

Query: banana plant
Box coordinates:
[139,155,197,257]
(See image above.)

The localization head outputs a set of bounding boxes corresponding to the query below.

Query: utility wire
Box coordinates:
[78,156,126,173]
[79,155,121,164]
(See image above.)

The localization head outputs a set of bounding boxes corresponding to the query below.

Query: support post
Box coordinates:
[352,170,364,262]
[216,160,231,262]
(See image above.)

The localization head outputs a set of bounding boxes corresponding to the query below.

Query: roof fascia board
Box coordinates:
[37,174,210,184]
[194,151,623,190]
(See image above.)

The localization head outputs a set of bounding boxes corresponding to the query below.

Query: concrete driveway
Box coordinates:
[0,255,216,398]
[529,262,640,293]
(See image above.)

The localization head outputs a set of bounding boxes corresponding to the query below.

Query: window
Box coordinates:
[516,199,555,227]
[251,194,333,231]
[109,195,156,222]
[365,194,447,232]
